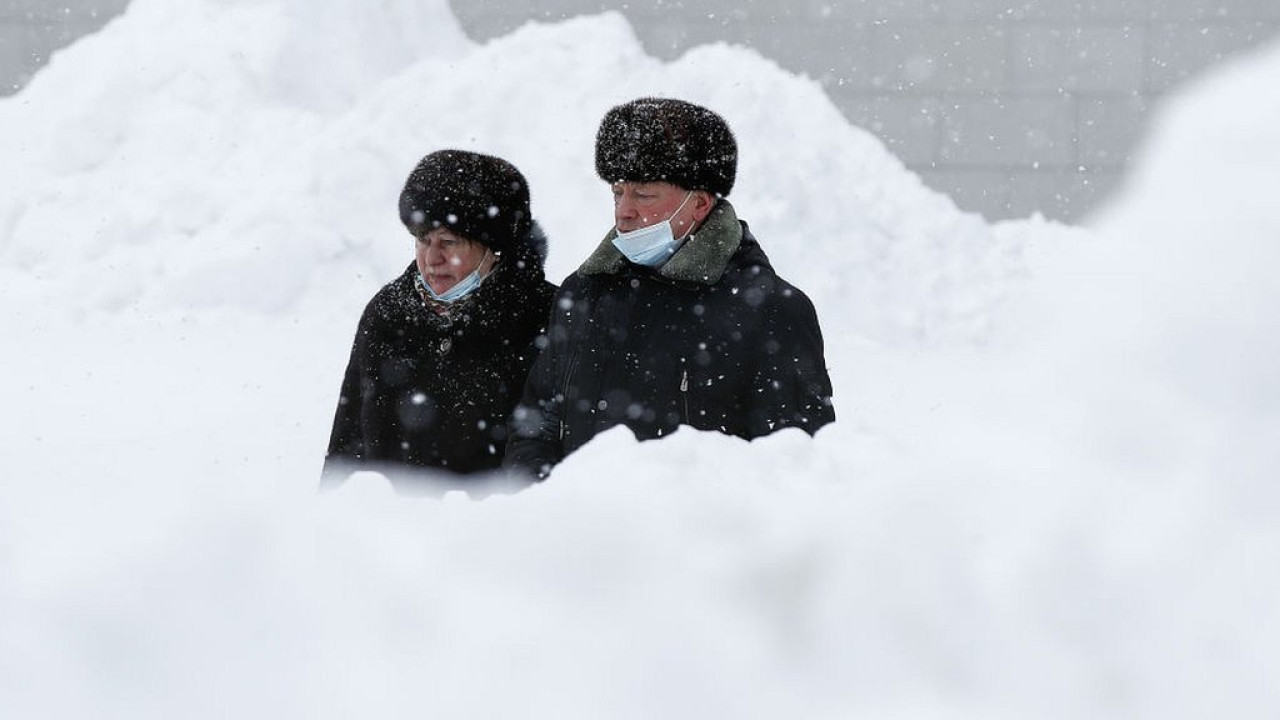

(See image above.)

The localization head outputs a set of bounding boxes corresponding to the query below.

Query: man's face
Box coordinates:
[413,226,492,295]
[612,181,702,237]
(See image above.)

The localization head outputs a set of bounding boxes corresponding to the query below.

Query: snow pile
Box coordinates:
[0,0,1027,346]
[0,0,469,316]
[2,0,1278,718]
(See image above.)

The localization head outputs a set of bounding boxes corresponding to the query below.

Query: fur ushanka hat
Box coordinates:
[595,98,738,197]
[398,149,532,255]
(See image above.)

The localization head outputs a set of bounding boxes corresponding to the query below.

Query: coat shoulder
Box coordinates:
[729,229,819,313]
[361,265,418,317]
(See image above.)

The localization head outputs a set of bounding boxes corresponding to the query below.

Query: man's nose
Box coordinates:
[615,197,638,222]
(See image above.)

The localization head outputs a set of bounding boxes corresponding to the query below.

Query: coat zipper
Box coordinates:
[560,351,580,441]
[680,369,690,424]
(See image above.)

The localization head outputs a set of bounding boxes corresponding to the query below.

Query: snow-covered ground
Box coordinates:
[1,1,1277,717]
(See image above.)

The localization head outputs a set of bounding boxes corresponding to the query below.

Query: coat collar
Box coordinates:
[577,200,743,286]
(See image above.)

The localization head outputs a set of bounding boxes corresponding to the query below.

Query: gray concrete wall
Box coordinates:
[0,0,127,92]
[4,0,1279,222]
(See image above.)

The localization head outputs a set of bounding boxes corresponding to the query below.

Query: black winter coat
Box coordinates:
[506,201,834,478]
[323,239,557,484]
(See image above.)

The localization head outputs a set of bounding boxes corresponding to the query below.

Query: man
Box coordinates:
[506,97,834,479]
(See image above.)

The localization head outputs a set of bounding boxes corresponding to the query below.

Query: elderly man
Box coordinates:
[506,97,834,478]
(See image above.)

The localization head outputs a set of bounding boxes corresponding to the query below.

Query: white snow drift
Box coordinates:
[1,1,1277,718]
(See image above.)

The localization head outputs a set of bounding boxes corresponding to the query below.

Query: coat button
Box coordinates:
[439,338,452,354]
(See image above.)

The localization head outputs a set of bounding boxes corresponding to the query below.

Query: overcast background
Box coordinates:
[3,1,1279,717]
[3,0,1279,222]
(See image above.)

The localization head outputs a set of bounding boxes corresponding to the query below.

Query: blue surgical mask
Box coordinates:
[419,251,493,303]
[611,192,694,268]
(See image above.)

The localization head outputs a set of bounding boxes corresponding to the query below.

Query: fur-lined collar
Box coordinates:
[577,200,743,286]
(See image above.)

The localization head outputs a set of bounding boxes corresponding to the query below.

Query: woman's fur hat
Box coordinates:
[399,150,532,255]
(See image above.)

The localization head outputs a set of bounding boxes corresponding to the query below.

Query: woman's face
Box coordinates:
[414,227,493,296]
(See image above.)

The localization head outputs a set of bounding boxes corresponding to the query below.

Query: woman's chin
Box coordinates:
[427,280,455,295]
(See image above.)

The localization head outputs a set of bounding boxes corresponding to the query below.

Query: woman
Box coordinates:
[322,150,557,487]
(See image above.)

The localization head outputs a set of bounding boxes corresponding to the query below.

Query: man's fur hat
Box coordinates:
[595,98,737,197]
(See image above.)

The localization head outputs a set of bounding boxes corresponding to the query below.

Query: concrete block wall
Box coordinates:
[451,0,1280,221]
[0,0,127,93]
[3,0,1279,222]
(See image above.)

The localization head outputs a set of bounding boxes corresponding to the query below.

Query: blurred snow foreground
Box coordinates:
[1,0,1278,717]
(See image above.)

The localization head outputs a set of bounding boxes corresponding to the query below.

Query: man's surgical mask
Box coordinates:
[611,191,693,268]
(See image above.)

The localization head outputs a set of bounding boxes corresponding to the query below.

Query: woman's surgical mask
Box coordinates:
[611,191,693,268]
[420,250,493,303]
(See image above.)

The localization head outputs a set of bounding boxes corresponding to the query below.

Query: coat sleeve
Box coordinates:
[746,284,836,438]
[503,287,572,480]
[320,308,374,489]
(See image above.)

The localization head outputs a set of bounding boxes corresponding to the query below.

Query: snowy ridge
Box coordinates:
[0,0,1034,348]
[0,0,470,314]
[2,0,1279,718]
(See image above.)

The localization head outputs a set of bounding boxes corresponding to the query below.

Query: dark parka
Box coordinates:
[506,201,834,478]
[324,234,556,483]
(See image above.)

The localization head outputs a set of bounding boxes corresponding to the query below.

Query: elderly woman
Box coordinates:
[322,150,557,487]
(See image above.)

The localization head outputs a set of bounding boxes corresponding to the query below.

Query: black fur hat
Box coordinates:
[398,149,532,255]
[595,97,737,197]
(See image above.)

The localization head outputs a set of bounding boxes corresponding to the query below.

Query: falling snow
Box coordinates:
[1,1,1279,719]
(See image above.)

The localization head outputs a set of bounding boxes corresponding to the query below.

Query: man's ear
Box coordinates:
[691,190,717,223]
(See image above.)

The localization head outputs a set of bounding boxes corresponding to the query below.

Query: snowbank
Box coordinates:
[0,0,1026,346]
[1,0,1277,717]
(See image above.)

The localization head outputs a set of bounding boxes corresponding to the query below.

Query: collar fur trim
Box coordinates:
[577,200,742,285]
